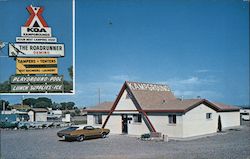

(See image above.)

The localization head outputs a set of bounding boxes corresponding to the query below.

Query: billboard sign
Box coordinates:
[10,75,63,83]
[21,27,52,37]
[21,5,52,37]
[11,84,63,92]
[16,37,57,43]
[16,58,58,75]
[9,43,64,57]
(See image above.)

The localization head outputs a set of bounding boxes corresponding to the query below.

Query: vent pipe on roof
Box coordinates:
[162,100,166,104]
[177,96,183,101]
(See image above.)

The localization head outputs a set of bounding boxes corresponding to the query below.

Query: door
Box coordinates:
[122,115,128,134]
[218,115,222,132]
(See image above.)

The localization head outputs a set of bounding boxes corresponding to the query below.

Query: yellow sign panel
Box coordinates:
[16,58,57,65]
[16,58,58,75]
[16,68,58,75]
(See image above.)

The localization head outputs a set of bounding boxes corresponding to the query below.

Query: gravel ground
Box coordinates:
[1,121,250,159]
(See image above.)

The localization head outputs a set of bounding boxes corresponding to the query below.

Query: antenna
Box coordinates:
[0,41,5,49]
[0,41,8,57]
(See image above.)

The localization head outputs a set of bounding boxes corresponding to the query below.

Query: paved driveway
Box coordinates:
[1,122,250,159]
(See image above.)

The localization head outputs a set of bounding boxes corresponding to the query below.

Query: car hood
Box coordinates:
[57,129,73,135]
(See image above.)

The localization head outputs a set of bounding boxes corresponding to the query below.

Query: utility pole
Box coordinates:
[98,88,101,104]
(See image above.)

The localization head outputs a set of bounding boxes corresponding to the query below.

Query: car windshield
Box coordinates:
[84,126,94,130]
[65,127,79,131]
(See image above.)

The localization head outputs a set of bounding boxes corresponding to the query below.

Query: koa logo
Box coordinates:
[27,28,47,32]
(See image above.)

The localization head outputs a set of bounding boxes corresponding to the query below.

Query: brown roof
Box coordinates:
[141,99,239,112]
[87,81,239,113]
[141,99,204,111]
[211,102,239,111]
[87,102,114,112]
[126,81,239,112]
[11,105,31,110]
[131,90,177,108]
[29,108,48,112]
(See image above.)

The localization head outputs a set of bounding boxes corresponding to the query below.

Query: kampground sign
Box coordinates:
[16,37,57,43]
[16,57,58,75]
[11,75,63,83]
[21,5,52,37]
[9,43,64,57]
[11,84,63,92]
[6,4,72,94]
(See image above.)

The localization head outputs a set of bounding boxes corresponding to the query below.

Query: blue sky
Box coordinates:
[0,0,249,107]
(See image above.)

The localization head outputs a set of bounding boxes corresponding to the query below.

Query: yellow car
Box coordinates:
[57,125,110,142]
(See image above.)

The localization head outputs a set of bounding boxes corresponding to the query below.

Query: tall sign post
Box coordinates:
[9,5,64,93]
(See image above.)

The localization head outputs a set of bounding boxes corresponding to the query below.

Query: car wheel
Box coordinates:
[101,133,107,138]
[77,135,84,142]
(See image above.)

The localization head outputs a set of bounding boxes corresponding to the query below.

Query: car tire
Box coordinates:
[77,135,84,142]
[101,133,107,138]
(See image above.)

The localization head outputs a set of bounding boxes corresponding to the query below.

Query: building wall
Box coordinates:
[35,112,47,122]
[105,115,122,134]
[126,114,150,135]
[115,89,137,111]
[87,114,104,127]
[149,113,183,138]
[87,114,94,125]
[182,104,218,138]
[218,111,240,129]
[28,111,34,122]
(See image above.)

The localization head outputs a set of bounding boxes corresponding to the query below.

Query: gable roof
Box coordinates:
[98,81,239,113]
[101,81,239,131]
[210,102,239,112]
[126,81,239,112]
[86,102,114,112]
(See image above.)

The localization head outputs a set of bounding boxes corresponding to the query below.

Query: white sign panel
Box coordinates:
[127,82,170,92]
[16,37,57,43]
[11,75,63,83]
[9,43,64,57]
[11,84,63,92]
[21,27,52,37]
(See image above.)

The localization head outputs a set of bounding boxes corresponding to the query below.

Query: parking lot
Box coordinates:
[1,121,250,159]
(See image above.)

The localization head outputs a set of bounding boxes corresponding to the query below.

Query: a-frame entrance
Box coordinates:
[122,114,128,134]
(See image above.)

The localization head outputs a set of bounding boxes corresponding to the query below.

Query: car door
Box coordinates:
[93,128,103,137]
[83,126,98,138]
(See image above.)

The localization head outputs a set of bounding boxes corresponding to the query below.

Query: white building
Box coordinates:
[87,81,240,138]
[47,108,62,120]
[28,108,48,122]
[240,109,250,120]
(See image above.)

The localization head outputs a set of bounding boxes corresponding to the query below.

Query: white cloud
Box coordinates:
[173,90,223,99]
[160,76,217,87]
[179,77,200,84]
[195,69,210,73]
[157,76,220,99]
[110,74,137,81]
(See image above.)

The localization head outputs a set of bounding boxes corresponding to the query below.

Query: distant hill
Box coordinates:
[235,105,250,109]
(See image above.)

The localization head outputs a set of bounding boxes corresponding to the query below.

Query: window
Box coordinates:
[168,114,176,124]
[206,113,212,119]
[84,126,94,130]
[133,114,142,123]
[94,115,102,124]
[65,127,79,131]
